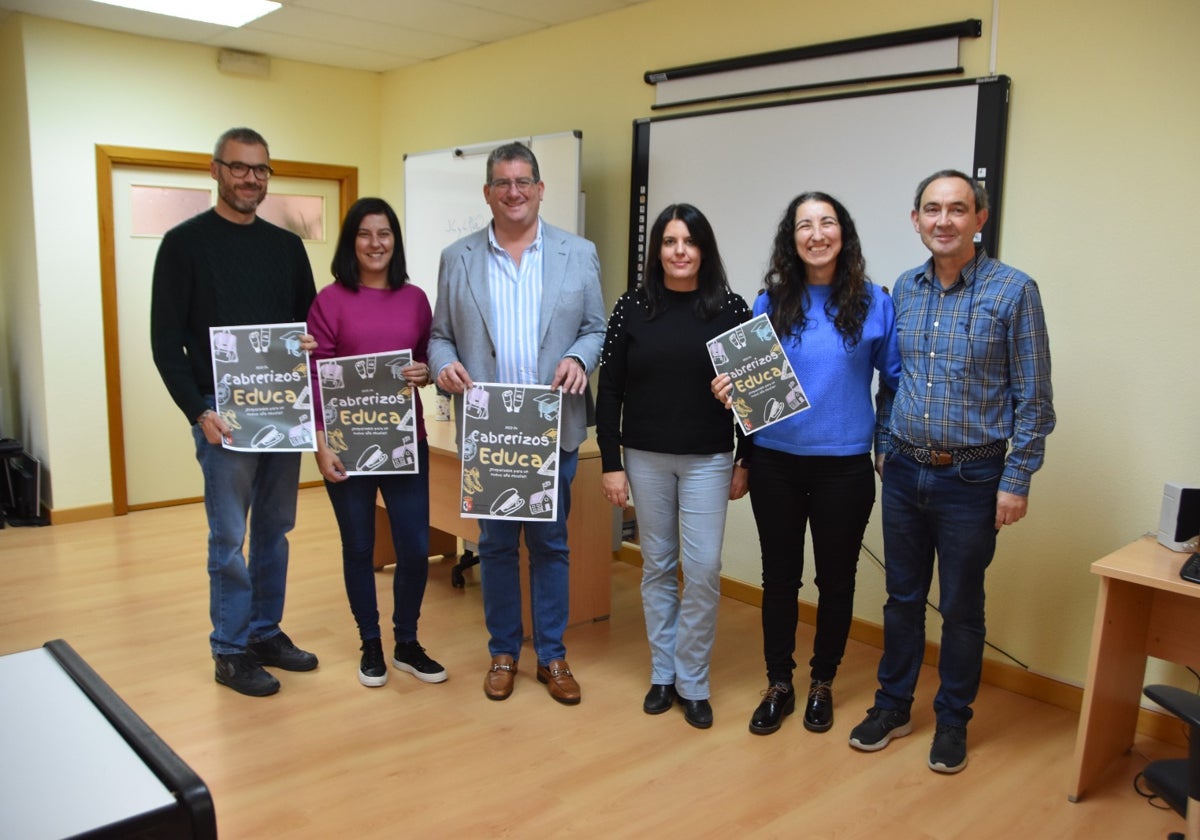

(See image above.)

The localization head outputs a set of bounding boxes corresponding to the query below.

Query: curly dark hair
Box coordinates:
[763,191,870,347]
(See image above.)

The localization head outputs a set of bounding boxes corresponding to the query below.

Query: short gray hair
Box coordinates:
[214,127,269,160]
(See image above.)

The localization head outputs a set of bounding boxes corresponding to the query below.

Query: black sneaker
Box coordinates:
[393,641,447,683]
[214,652,280,697]
[248,630,318,672]
[928,723,968,773]
[359,639,388,688]
[848,707,912,751]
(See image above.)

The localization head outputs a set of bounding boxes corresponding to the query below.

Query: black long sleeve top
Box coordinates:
[596,287,750,473]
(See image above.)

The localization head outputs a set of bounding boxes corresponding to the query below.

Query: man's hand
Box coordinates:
[197,409,231,446]
[551,357,588,395]
[995,490,1028,528]
[435,361,472,395]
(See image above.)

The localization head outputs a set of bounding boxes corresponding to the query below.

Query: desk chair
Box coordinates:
[1143,684,1200,840]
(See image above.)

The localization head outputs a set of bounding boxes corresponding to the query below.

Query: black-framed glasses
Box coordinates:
[487,177,538,193]
[214,159,274,180]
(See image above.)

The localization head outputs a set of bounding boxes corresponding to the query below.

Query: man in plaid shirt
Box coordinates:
[849,169,1055,774]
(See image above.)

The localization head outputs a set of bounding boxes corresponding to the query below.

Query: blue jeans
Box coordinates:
[624,448,732,701]
[478,447,578,666]
[324,439,430,643]
[875,449,1003,727]
[748,449,875,684]
[192,422,300,654]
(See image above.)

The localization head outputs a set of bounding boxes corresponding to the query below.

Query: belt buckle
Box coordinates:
[929,449,953,467]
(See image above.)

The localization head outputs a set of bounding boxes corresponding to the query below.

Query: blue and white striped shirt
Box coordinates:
[487,220,544,385]
[888,248,1055,495]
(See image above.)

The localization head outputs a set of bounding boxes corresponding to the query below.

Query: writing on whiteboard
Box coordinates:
[444,214,489,236]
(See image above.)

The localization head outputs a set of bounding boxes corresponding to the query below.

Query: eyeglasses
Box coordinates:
[487,177,538,193]
[214,159,274,180]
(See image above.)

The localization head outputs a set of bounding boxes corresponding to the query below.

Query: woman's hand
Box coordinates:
[729,462,749,500]
[602,470,630,508]
[316,443,348,482]
[711,373,735,408]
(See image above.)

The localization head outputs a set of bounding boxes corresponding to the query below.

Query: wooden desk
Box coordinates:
[1068,536,1200,801]
[375,420,613,627]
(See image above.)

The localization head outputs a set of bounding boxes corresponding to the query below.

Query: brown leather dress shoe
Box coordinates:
[536,659,581,705]
[484,654,516,701]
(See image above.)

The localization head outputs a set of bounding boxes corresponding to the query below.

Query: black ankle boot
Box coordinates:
[749,681,795,735]
[803,679,834,732]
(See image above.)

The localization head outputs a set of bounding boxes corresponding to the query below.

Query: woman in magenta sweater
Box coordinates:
[308,197,446,688]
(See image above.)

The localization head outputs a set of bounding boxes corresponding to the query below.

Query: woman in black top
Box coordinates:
[597,204,750,729]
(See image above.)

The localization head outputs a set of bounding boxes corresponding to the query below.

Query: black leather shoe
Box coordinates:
[643,683,677,715]
[803,679,834,733]
[749,681,795,735]
[682,698,713,729]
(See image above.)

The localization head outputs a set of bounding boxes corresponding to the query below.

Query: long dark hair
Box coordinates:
[642,203,732,321]
[763,191,870,347]
[330,197,409,290]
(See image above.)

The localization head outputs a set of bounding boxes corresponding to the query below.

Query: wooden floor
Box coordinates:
[0,488,1185,838]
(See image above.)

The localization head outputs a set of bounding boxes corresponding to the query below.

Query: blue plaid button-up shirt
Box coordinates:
[887,248,1055,495]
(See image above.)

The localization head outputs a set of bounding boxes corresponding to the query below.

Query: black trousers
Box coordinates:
[747,448,876,684]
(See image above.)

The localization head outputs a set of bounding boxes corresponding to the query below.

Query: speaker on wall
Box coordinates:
[1157,482,1200,551]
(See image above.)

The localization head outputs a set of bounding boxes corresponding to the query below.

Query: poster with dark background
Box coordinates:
[317,349,417,475]
[707,313,810,435]
[210,322,316,452]
[459,383,561,522]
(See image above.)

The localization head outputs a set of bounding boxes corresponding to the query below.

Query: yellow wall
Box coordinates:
[0,16,40,445]
[380,0,1200,686]
[8,14,383,510]
[3,0,1199,689]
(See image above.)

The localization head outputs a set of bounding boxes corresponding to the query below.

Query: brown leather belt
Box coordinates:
[891,436,1006,467]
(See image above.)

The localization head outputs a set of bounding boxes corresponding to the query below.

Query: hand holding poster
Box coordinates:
[707,313,810,435]
[317,350,418,475]
[459,383,561,522]
[210,322,316,452]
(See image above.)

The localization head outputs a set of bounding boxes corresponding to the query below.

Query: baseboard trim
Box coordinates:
[48,503,114,524]
[615,545,1184,748]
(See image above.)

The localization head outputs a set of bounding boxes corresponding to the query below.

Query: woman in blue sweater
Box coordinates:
[716,192,900,736]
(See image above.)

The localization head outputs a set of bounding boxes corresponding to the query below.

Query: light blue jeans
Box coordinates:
[478,447,578,666]
[624,448,732,701]
[192,422,299,654]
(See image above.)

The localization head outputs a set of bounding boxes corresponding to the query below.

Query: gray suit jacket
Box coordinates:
[428,221,606,453]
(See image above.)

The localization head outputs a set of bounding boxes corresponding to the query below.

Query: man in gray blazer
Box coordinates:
[429,142,606,705]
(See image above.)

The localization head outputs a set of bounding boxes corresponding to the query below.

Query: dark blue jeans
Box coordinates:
[875,449,1003,727]
[748,449,876,684]
[478,447,578,666]
[324,439,430,643]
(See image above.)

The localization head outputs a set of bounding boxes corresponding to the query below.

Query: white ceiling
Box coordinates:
[0,0,650,72]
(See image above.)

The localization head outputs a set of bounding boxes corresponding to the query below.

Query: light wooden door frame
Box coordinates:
[96,144,357,515]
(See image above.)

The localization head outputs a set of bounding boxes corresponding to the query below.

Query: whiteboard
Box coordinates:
[629,78,1009,303]
[404,131,583,314]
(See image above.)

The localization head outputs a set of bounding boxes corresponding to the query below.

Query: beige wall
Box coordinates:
[3,0,1198,689]
[7,14,383,510]
[379,0,1200,687]
[0,17,40,446]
